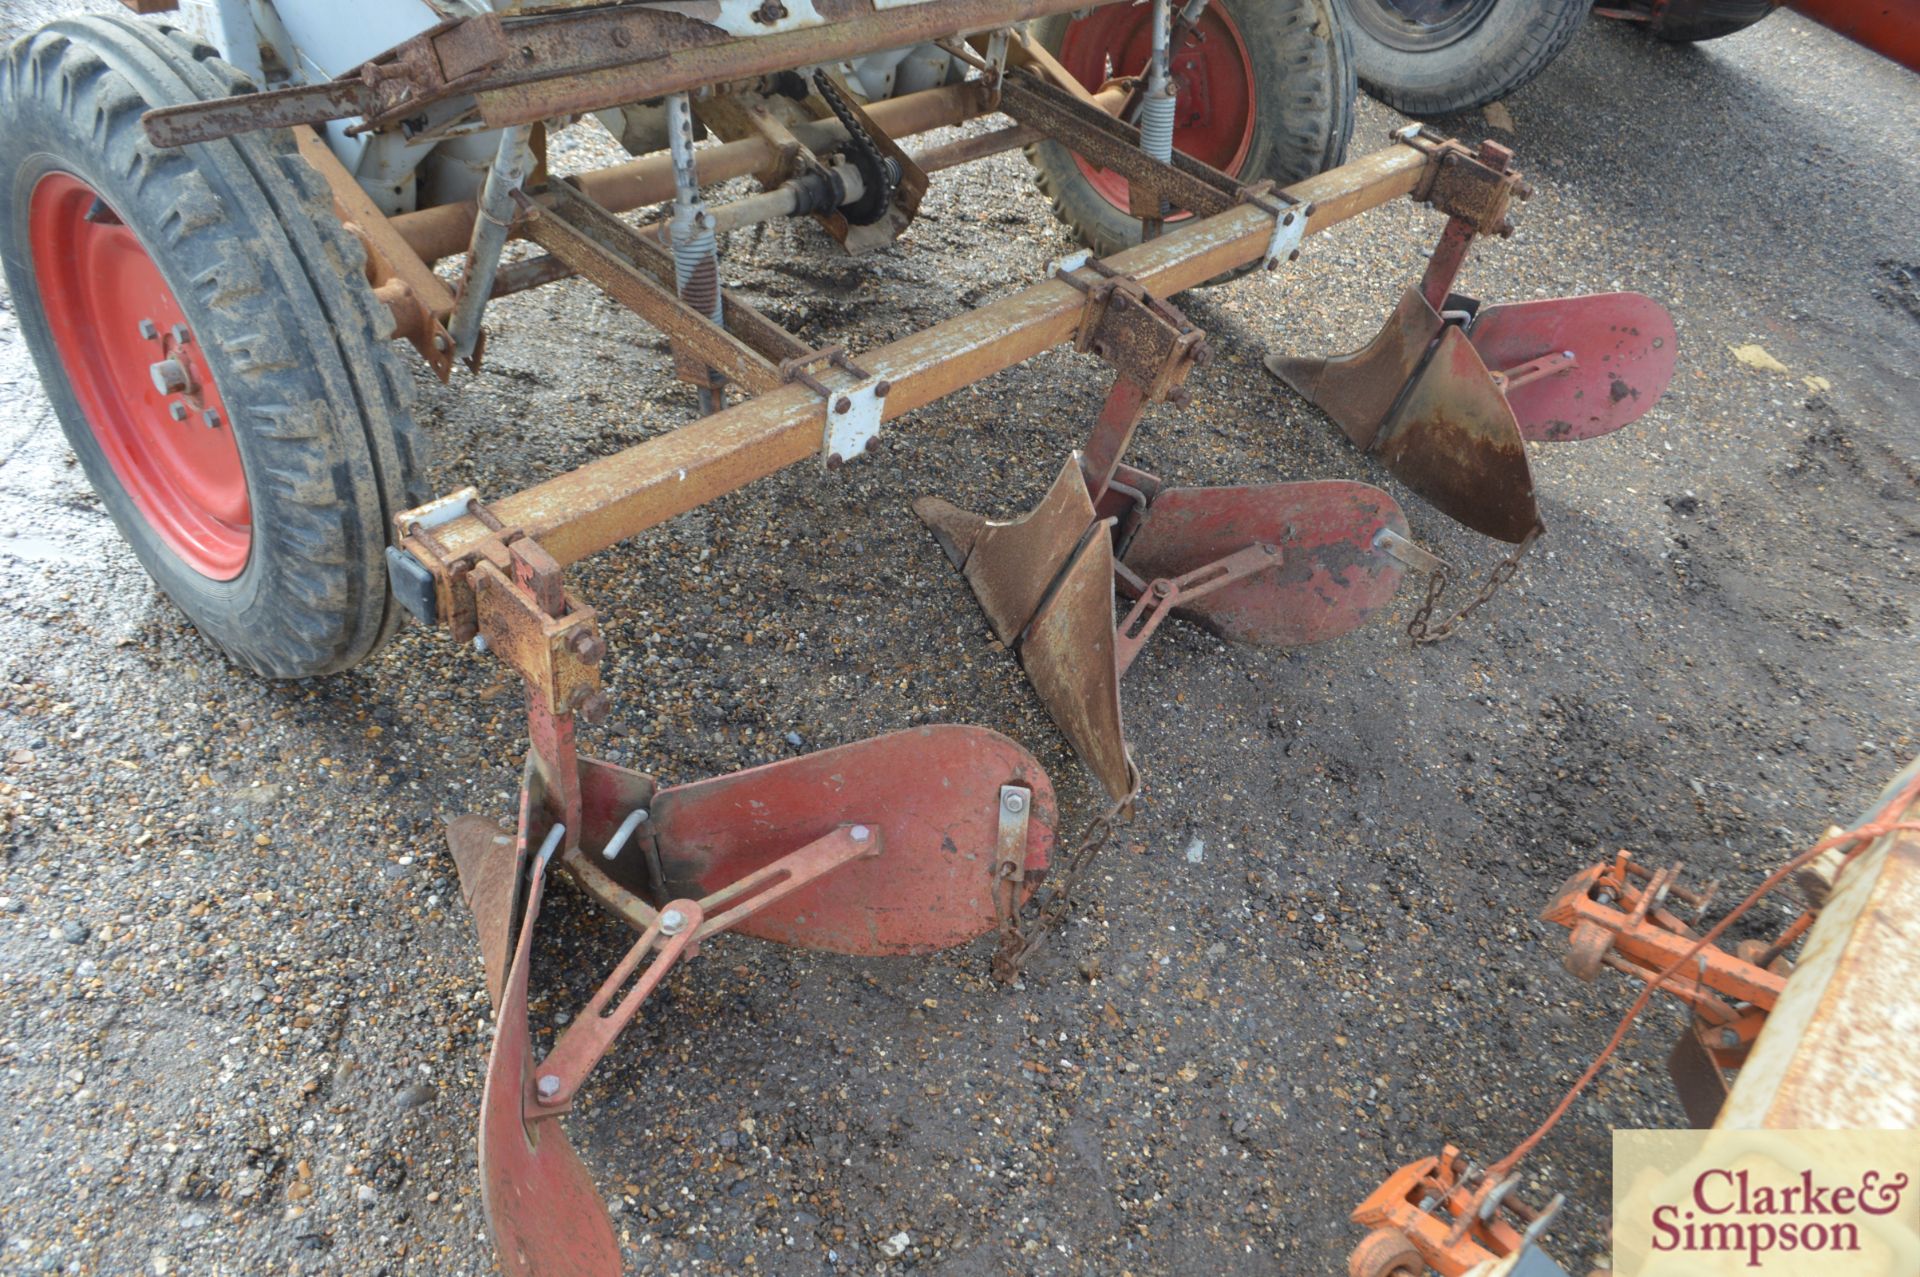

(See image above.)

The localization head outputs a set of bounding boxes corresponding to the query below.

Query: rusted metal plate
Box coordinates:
[1264,286,1444,451]
[1468,293,1677,442]
[1373,325,1541,544]
[1122,481,1410,648]
[958,455,1098,646]
[1668,1018,1734,1129]
[1021,530,1133,802]
[616,726,1058,955]
[1718,757,1920,1130]
[447,814,523,1014]
[477,836,623,1277]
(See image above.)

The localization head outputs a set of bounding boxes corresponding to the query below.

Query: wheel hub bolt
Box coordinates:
[149,359,191,395]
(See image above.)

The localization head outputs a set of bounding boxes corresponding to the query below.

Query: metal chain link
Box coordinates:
[993,764,1142,982]
[1406,523,1544,645]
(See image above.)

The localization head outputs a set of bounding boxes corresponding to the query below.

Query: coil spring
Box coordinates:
[1139,89,1176,165]
[673,225,723,324]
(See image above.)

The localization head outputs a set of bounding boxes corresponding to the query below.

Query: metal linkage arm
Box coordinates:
[1112,542,1279,678]
[527,824,882,1109]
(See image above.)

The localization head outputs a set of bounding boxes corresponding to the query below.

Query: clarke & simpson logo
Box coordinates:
[1614,1130,1920,1276]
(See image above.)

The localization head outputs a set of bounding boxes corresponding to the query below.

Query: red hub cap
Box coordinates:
[1057,2,1258,217]
[28,172,250,580]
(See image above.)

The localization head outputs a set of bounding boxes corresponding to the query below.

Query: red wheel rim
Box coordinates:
[28,172,250,580]
[1057,2,1258,219]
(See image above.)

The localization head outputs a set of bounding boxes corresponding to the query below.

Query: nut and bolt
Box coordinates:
[170,324,191,346]
[1002,791,1026,814]
[149,359,191,395]
[137,319,159,341]
[825,453,845,470]
[834,396,852,415]
[659,908,688,936]
[574,690,610,724]
[536,1074,561,1100]
[1719,1028,1741,1049]
[568,630,605,663]
[754,0,788,22]
[168,402,189,422]
[875,380,892,398]
[849,824,871,843]
[201,409,222,430]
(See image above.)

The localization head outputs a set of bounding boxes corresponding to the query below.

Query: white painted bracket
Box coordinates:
[823,378,886,466]
[1263,202,1309,270]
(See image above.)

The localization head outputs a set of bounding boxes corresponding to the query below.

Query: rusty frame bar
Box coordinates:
[406,142,1430,576]
[389,80,994,265]
[141,0,1123,147]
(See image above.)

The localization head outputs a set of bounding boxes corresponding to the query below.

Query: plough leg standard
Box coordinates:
[0,2,1678,1272]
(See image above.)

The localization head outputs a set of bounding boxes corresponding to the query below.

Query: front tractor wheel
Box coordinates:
[1027,0,1355,264]
[0,15,423,678]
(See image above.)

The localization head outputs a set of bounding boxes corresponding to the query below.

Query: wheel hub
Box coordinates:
[1057,2,1258,217]
[28,172,250,580]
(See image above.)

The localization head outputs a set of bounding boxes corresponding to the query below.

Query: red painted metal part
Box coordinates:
[1121,480,1411,648]
[478,834,624,1277]
[1789,0,1920,72]
[1468,293,1677,442]
[640,726,1057,954]
[26,173,249,579]
[1056,0,1258,214]
[467,724,1054,1277]
[1349,1147,1530,1277]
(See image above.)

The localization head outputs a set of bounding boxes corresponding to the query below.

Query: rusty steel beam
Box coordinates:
[415,142,1430,569]
[1717,761,1920,1129]
[390,81,991,264]
[470,0,1125,128]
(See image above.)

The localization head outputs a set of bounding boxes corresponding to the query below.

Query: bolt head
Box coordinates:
[575,690,611,724]
[834,396,852,414]
[201,409,222,430]
[659,908,688,935]
[170,324,191,346]
[1719,1029,1740,1049]
[849,824,871,843]
[568,630,605,663]
[1002,791,1026,814]
[137,319,159,341]
[536,1074,561,1099]
[826,453,844,470]
[875,380,892,398]
[168,402,189,422]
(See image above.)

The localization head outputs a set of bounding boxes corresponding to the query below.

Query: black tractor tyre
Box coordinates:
[1339,0,1589,116]
[1647,0,1777,42]
[1026,0,1355,268]
[0,14,425,679]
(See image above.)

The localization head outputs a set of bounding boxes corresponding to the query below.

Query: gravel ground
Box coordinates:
[1,5,1916,1276]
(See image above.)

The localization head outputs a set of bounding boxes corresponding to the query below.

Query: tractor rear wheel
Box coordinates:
[1026,0,1354,267]
[1339,0,1589,115]
[0,14,424,679]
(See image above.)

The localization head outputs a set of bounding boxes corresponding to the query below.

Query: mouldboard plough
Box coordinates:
[0,1,1677,1272]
